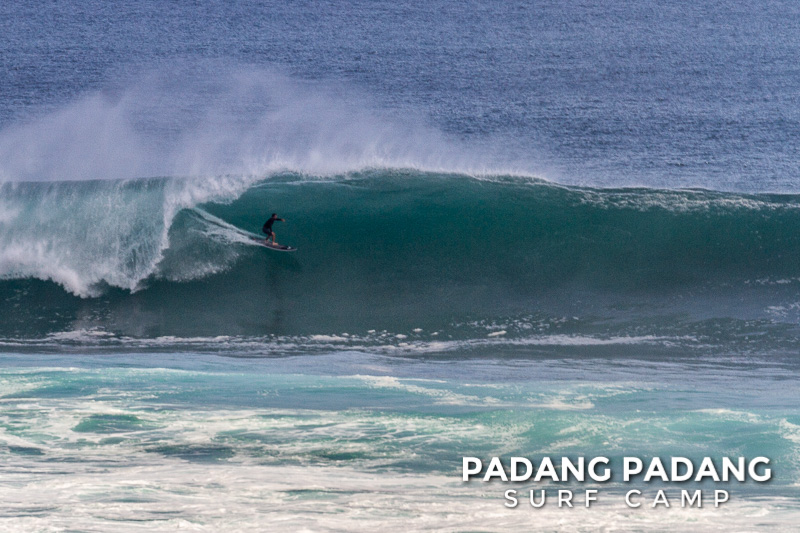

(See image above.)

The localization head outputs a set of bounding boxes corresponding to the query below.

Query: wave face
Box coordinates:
[2,171,800,349]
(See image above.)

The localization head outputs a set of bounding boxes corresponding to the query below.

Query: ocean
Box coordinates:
[1,1,799,531]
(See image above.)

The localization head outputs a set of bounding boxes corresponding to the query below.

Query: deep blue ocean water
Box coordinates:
[1,1,800,530]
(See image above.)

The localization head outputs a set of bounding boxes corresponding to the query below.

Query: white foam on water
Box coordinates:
[351,375,603,411]
[0,364,798,530]
[779,419,800,445]
[694,408,761,423]
[0,328,695,356]
[576,186,800,213]
[0,458,797,532]
[354,375,504,407]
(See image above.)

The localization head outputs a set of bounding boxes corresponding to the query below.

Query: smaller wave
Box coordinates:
[0,324,705,358]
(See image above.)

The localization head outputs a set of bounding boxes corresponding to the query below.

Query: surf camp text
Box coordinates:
[462,456,771,509]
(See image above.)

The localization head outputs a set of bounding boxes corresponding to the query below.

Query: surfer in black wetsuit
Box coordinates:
[262,213,285,244]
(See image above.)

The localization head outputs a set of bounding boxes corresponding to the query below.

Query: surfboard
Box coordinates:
[251,237,296,252]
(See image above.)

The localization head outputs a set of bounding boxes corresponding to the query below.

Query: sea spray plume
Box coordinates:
[0,63,493,183]
[0,93,153,183]
[167,68,476,178]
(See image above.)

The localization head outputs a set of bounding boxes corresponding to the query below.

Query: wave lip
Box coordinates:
[0,179,164,296]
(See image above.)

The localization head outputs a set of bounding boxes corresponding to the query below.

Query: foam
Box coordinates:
[779,419,800,445]
[0,358,798,531]
[1,450,798,532]
[575,186,800,213]
[0,327,697,357]
[354,375,503,407]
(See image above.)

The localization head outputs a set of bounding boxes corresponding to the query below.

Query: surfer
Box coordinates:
[262,213,285,244]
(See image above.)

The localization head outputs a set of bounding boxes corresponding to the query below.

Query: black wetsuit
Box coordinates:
[262,217,280,237]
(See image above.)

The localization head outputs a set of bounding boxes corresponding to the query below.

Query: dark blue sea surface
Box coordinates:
[3,0,800,189]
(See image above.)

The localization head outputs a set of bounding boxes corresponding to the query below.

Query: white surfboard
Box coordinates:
[251,237,296,252]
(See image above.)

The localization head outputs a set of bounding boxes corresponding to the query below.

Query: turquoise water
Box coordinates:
[1,352,798,531]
